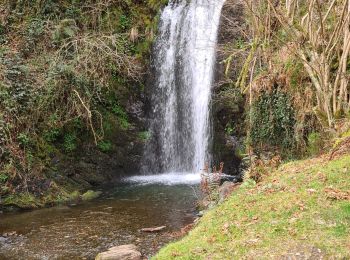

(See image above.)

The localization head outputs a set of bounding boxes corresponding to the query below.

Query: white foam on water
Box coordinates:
[124,172,201,186]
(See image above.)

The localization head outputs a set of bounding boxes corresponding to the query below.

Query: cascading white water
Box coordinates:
[142,0,225,174]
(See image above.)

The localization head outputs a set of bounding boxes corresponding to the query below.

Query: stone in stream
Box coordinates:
[95,244,141,260]
[140,226,166,232]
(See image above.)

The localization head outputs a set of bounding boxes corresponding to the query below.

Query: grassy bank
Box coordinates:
[155,155,350,259]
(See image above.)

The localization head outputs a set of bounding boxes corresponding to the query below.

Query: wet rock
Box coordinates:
[95,244,141,260]
[3,231,17,237]
[220,174,241,185]
[219,181,240,202]
[140,226,166,232]
[0,236,7,243]
[212,0,246,177]
[197,211,204,217]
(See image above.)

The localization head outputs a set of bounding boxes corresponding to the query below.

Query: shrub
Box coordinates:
[52,19,78,44]
[250,90,296,154]
[307,132,323,156]
[112,104,130,130]
[63,133,77,153]
[0,173,8,183]
[44,128,61,143]
[17,133,31,148]
[97,140,112,153]
[138,131,150,141]
[225,122,235,135]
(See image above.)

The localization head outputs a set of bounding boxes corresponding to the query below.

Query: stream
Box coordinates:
[0,175,200,259]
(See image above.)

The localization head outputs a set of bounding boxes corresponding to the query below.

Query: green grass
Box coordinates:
[155,155,350,259]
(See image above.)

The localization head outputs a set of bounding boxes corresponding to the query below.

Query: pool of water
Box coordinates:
[0,180,200,259]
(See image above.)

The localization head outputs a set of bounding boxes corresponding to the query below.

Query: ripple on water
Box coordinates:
[0,183,199,259]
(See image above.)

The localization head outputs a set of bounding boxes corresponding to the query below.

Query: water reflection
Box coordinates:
[0,184,198,259]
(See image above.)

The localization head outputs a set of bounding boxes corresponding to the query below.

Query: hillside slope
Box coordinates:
[155,155,350,259]
[0,0,166,209]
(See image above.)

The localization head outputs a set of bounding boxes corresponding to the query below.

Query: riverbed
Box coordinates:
[0,178,200,259]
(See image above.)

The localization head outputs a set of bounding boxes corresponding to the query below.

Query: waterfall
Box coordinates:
[143,0,225,174]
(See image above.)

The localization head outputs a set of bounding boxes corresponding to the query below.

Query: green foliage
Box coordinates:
[0,173,8,183]
[138,131,151,141]
[147,0,168,11]
[118,14,130,31]
[217,87,244,114]
[132,40,153,58]
[63,133,77,153]
[52,19,78,44]
[333,129,350,148]
[0,0,160,202]
[81,190,102,201]
[225,122,235,135]
[234,144,246,159]
[17,133,31,148]
[285,59,304,89]
[97,140,112,153]
[3,193,42,209]
[112,104,130,130]
[68,190,81,201]
[250,90,296,153]
[234,38,246,49]
[64,5,82,20]
[27,18,45,39]
[307,132,323,156]
[44,128,61,143]
[240,178,257,189]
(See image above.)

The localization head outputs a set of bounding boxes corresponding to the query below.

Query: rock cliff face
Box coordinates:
[50,87,146,190]
[212,0,247,176]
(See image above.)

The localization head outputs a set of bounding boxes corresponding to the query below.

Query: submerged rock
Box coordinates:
[95,244,141,260]
[140,226,166,232]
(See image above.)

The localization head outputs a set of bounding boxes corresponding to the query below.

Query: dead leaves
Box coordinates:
[171,251,182,257]
[221,223,230,234]
[325,187,350,201]
[329,136,350,160]
[306,188,317,194]
[207,235,216,244]
[296,202,306,211]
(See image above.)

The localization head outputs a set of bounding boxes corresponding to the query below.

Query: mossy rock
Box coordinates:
[3,193,43,209]
[81,190,102,201]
